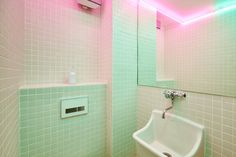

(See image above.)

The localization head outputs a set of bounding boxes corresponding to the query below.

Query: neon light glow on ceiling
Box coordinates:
[140,0,236,25]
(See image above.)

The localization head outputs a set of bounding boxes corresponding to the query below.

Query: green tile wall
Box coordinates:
[111,0,138,157]
[137,4,157,87]
[19,84,107,157]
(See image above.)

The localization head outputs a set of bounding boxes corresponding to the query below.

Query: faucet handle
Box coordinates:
[163,90,174,99]
[173,91,186,98]
[163,90,186,100]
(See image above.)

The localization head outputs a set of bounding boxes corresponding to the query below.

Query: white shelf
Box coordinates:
[19,82,107,90]
[156,79,175,83]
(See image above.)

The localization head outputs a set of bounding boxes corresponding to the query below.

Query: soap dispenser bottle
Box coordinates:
[68,68,77,84]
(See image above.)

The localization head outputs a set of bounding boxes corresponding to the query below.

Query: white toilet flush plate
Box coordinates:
[61,96,89,118]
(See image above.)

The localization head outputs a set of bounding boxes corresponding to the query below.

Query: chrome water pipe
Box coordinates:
[162,90,186,119]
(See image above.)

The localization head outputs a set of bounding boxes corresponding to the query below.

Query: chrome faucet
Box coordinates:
[163,90,186,103]
[162,90,186,119]
[162,105,173,119]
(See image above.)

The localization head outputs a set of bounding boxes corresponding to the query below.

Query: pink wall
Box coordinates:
[0,0,24,156]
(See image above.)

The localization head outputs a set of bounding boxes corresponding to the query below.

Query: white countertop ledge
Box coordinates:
[156,79,175,82]
[19,82,107,89]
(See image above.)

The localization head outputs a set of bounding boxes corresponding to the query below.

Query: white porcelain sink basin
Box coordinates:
[133,110,204,157]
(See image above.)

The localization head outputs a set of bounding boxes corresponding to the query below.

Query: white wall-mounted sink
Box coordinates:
[133,110,204,157]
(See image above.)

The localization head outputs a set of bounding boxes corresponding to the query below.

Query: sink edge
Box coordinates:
[133,110,205,157]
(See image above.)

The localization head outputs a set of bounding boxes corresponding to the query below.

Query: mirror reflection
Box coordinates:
[138,0,236,97]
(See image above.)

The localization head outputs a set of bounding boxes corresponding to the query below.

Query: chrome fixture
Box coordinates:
[162,105,173,119]
[163,90,186,102]
[162,90,186,119]
[163,152,172,157]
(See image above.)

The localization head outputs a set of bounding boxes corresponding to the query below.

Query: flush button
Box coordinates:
[61,96,88,118]
[65,107,78,114]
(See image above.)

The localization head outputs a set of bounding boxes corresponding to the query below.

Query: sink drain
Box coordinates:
[163,152,172,157]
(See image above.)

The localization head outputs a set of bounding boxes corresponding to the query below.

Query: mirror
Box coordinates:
[137,1,236,97]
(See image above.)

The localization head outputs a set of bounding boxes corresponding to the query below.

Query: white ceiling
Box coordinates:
[145,0,236,21]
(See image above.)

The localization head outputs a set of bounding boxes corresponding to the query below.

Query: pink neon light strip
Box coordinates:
[141,0,236,25]
[140,0,183,23]
[182,4,236,25]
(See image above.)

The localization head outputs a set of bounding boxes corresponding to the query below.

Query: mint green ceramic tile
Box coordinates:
[111,0,138,157]
[20,85,107,157]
